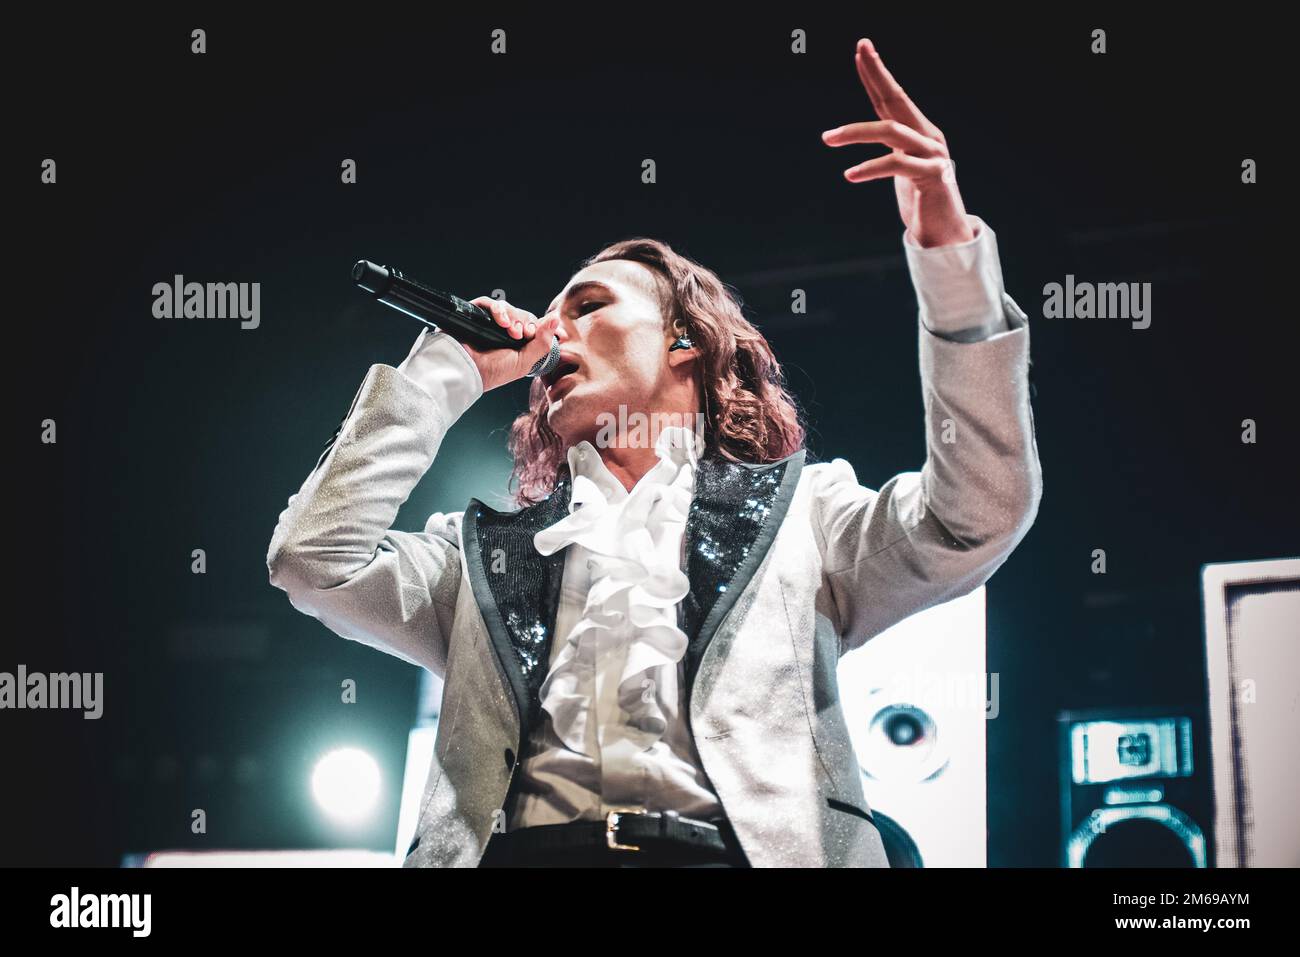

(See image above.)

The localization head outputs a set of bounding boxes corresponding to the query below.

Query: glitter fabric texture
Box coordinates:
[468,477,572,730]
[680,460,790,685]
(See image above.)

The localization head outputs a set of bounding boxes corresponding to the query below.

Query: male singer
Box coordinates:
[267,37,1042,867]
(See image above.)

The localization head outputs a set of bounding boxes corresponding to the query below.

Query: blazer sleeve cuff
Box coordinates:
[396,328,485,422]
[904,213,1016,342]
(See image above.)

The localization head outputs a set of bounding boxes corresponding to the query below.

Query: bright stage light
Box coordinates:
[311,747,381,824]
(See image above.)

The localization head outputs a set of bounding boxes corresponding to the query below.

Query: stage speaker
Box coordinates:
[837,587,989,867]
[1057,707,1207,867]
[1202,557,1300,867]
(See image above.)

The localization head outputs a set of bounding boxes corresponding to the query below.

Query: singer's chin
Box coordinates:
[544,393,576,433]
[545,392,595,445]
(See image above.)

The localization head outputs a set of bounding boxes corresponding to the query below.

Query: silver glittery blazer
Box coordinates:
[266,291,1041,868]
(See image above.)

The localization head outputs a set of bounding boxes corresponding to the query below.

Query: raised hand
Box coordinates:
[821,37,975,248]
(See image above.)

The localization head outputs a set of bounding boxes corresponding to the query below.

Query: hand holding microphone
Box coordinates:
[460,297,562,391]
[352,260,561,390]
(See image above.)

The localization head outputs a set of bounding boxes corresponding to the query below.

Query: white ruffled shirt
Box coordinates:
[506,424,727,827]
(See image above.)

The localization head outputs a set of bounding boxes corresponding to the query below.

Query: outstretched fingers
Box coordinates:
[822,119,945,158]
[854,38,945,144]
[840,151,950,184]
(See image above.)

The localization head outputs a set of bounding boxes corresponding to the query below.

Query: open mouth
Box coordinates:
[543,359,580,391]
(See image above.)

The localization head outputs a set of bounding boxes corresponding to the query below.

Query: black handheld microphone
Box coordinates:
[352,260,560,378]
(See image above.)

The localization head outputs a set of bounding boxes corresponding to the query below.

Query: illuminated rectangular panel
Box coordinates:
[394,725,439,859]
[1203,558,1300,868]
[1069,718,1193,785]
[126,850,398,867]
[837,587,987,867]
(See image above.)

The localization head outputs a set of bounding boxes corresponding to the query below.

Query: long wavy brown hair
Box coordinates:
[507,238,807,505]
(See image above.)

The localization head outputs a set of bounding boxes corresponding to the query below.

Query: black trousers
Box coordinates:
[479,819,752,868]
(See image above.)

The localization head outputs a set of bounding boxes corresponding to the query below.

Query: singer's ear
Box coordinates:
[667,322,696,370]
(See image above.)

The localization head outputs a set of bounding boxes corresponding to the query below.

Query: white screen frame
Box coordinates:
[1201,556,1300,868]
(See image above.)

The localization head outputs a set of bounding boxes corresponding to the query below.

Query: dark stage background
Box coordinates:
[8,10,1294,866]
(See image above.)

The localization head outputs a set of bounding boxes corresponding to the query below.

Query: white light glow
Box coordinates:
[311,748,381,824]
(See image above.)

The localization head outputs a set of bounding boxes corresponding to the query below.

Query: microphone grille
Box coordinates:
[526,336,562,379]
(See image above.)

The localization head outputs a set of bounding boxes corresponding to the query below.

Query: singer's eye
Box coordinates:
[578,301,603,315]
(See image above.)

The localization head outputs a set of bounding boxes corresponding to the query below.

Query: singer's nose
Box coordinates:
[548,313,570,342]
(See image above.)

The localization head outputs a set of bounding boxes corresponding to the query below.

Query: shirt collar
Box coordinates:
[564,424,703,504]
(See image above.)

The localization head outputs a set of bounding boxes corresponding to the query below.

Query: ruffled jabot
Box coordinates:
[532,426,702,759]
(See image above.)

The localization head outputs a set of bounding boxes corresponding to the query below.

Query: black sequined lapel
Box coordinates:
[680,449,806,693]
[462,476,572,733]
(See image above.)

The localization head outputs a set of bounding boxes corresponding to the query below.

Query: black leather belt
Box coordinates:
[485,809,736,861]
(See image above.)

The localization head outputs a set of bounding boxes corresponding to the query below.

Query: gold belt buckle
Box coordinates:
[605,808,643,851]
